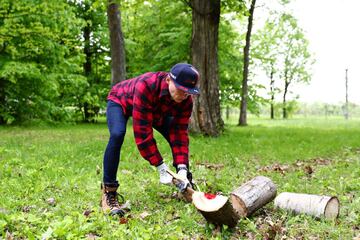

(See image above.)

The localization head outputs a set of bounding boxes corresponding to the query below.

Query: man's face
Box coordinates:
[166,77,190,103]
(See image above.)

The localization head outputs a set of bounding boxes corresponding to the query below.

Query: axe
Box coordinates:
[166,169,239,227]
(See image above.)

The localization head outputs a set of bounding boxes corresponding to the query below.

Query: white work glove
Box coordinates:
[156,162,173,185]
[176,164,192,191]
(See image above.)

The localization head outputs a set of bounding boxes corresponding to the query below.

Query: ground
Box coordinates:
[0,117,359,239]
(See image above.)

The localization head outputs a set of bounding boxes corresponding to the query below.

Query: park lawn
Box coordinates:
[0,118,359,239]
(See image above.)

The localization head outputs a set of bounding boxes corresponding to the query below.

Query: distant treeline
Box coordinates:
[224,102,360,119]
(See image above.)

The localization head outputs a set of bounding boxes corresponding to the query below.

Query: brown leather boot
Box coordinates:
[101,182,126,216]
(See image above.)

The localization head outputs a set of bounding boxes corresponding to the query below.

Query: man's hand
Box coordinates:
[176,164,194,190]
[156,162,173,185]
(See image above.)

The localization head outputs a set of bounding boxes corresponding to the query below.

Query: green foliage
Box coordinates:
[219,17,243,106]
[0,0,316,125]
[252,10,314,118]
[0,119,359,238]
[68,0,111,122]
[0,0,84,124]
[219,15,266,114]
[122,0,192,76]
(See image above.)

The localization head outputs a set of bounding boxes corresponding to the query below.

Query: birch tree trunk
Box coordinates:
[190,0,223,136]
[239,0,256,126]
[230,176,277,217]
[274,192,340,219]
[270,68,275,119]
[107,0,126,85]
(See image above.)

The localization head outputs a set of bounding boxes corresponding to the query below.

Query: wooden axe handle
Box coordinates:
[166,169,195,202]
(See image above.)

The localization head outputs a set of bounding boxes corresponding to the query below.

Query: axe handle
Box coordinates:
[167,169,195,202]
[172,178,194,202]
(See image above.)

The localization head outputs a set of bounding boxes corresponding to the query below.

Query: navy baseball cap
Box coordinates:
[169,63,200,95]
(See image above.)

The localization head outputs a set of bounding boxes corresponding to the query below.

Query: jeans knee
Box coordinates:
[110,131,126,143]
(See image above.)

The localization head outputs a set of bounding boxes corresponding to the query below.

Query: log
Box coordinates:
[230,176,277,217]
[274,192,340,219]
[192,192,239,228]
[167,169,238,227]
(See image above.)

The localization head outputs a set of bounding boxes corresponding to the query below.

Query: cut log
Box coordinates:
[230,176,277,217]
[192,192,239,228]
[167,169,238,227]
[274,192,340,219]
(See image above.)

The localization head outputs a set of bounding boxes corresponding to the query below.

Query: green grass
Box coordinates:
[0,118,359,239]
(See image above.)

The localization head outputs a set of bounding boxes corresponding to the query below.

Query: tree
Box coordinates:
[0,0,83,124]
[121,0,192,76]
[239,0,256,126]
[107,0,126,85]
[278,14,313,118]
[252,16,282,119]
[68,0,111,122]
[189,0,223,136]
[218,17,243,114]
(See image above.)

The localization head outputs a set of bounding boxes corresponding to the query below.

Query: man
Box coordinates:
[101,63,200,215]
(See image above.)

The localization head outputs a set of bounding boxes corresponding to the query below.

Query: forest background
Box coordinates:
[1,0,358,129]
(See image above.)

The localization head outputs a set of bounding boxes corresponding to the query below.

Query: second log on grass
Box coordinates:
[230,176,277,217]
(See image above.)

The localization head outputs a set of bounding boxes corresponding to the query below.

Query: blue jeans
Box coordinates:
[103,100,173,184]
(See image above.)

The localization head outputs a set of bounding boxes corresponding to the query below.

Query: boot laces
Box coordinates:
[106,191,121,209]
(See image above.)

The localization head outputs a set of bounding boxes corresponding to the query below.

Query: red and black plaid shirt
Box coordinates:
[107,72,193,166]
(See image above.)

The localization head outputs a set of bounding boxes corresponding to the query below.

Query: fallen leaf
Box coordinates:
[83,209,93,217]
[119,217,128,224]
[86,233,99,240]
[304,165,314,175]
[46,198,56,206]
[121,170,132,175]
[6,231,13,240]
[196,162,224,170]
[120,200,131,213]
[22,205,33,213]
[312,158,331,165]
[139,211,151,220]
[258,163,289,174]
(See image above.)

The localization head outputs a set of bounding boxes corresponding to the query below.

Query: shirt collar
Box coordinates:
[159,73,170,97]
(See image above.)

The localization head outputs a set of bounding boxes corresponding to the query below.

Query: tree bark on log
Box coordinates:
[230,176,277,217]
[274,192,340,219]
[168,171,277,227]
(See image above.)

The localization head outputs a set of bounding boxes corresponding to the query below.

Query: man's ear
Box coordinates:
[165,76,170,84]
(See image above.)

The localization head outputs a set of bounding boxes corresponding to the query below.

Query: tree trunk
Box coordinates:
[270,68,275,119]
[230,176,277,217]
[0,78,5,124]
[239,0,256,126]
[190,0,223,136]
[107,0,126,85]
[83,21,92,122]
[274,192,340,219]
[344,68,349,120]
[282,80,289,119]
[226,105,230,120]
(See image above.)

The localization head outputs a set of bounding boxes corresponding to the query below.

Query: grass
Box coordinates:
[0,117,359,239]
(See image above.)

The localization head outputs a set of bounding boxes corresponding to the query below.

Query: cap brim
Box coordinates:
[174,81,200,95]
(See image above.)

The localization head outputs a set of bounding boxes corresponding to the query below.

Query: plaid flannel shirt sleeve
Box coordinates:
[132,81,163,166]
[169,99,193,166]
